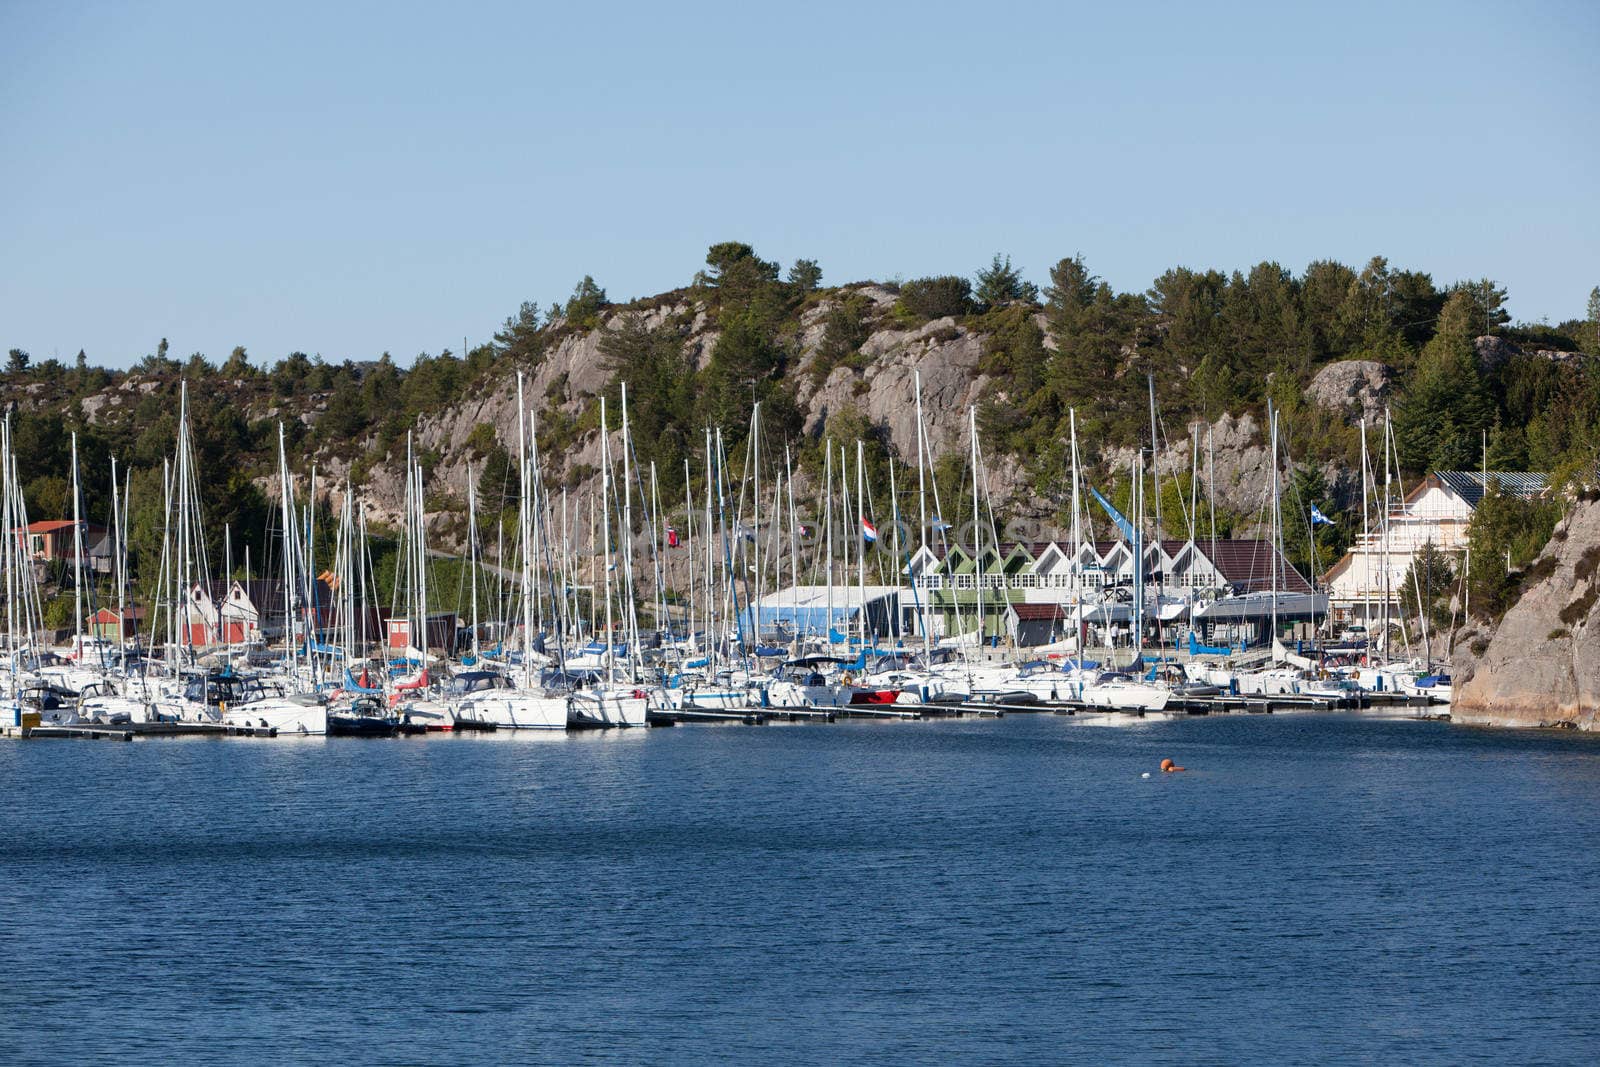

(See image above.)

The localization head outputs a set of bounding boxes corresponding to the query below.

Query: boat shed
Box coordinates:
[751,585,908,639]
[1005,602,1069,647]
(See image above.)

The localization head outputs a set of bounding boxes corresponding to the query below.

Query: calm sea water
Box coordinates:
[3,712,1599,1065]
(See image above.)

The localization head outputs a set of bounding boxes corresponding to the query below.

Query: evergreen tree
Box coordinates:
[974,253,1037,307]
[563,277,608,325]
[475,443,518,517]
[6,348,29,374]
[1393,290,1494,471]
[698,242,780,310]
[787,258,822,293]
[493,301,545,364]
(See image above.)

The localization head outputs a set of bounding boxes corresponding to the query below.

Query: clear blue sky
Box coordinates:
[3,0,1596,369]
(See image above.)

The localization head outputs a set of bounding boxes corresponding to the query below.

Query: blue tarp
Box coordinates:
[343,668,383,693]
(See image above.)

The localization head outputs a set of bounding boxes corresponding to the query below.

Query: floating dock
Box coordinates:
[3,721,279,740]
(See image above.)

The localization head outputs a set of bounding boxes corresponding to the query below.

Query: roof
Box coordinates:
[197,578,334,616]
[1433,471,1548,508]
[19,519,107,534]
[1190,538,1314,595]
[756,585,901,609]
[1008,603,1066,622]
[87,605,147,621]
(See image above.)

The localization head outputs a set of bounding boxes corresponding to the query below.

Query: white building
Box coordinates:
[1323,470,1548,622]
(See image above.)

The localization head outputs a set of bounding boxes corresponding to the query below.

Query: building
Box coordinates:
[750,585,909,641]
[184,578,335,646]
[384,613,460,654]
[1323,470,1549,623]
[14,519,112,574]
[909,537,1320,647]
[86,605,146,641]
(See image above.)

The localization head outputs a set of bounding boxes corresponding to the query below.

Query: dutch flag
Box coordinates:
[861,518,878,544]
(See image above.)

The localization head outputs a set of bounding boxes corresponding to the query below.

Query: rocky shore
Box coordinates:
[1453,498,1600,729]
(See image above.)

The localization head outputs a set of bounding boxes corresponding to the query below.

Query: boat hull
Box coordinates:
[454,693,569,729]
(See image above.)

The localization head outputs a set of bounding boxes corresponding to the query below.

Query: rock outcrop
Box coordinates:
[1452,499,1600,730]
[1305,360,1392,424]
[1473,335,1588,372]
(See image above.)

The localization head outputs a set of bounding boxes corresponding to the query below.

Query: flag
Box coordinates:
[666,525,680,547]
[797,523,813,538]
[1088,486,1137,543]
[929,517,951,532]
[861,518,878,544]
[1311,505,1335,527]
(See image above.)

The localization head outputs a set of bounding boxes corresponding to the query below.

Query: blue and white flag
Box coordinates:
[1311,505,1335,527]
[929,517,951,532]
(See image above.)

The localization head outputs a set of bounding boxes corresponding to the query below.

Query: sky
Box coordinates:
[3,0,1597,369]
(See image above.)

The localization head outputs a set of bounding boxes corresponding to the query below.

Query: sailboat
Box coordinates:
[449,375,570,729]
[566,394,648,726]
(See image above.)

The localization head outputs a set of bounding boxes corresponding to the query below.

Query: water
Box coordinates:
[3,713,1600,1065]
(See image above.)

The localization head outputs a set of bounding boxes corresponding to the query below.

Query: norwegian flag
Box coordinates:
[666,525,680,547]
[861,518,878,544]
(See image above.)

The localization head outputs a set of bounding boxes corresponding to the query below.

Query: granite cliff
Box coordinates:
[1452,498,1600,729]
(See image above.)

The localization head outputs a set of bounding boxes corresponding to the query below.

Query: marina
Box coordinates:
[3,371,1462,748]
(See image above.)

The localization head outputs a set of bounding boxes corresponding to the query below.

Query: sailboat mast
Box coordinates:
[600,397,615,687]
[969,405,983,648]
[70,432,83,659]
[856,438,867,645]
[914,371,931,657]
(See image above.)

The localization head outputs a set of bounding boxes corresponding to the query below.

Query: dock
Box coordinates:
[3,721,279,740]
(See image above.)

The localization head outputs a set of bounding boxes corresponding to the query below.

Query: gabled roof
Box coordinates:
[1432,470,1548,509]
[1008,603,1067,622]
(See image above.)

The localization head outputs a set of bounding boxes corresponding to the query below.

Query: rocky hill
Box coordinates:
[1453,498,1600,730]
[6,246,1596,609]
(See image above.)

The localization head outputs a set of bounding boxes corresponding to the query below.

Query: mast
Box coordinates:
[969,405,983,648]
[684,457,696,651]
[467,465,480,662]
[1359,418,1371,635]
[856,438,867,646]
[915,371,931,658]
[784,445,800,653]
[279,423,297,681]
[517,373,534,687]
[824,442,834,645]
[888,453,901,644]
[70,432,83,659]
[1132,453,1144,661]
[1268,401,1281,651]
[600,396,615,687]
[1068,409,1083,650]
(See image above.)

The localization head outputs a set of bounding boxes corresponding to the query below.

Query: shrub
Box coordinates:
[1559,587,1598,626]
[898,276,975,319]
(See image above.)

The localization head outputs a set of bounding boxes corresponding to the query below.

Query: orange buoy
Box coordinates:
[1160,758,1186,773]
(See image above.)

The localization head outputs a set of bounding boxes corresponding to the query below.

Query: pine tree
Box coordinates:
[974,253,1037,307]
